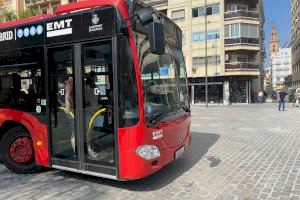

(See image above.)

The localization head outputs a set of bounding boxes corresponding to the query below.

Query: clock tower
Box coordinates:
[269,25,279,55]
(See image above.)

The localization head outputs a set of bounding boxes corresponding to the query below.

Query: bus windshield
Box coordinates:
[134,22,189,125]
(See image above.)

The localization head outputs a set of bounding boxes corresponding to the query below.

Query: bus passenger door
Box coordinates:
[80,41,115,168]
[48,41,116,177]
[48,46,79,168]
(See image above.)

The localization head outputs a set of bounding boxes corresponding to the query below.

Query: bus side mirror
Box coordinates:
[148,22,165,55]
[136,8,153,26]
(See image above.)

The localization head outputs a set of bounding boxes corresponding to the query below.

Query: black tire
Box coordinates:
[0,126,40,174]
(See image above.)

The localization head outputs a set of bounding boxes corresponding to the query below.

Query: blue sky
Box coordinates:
[264,0,291,68]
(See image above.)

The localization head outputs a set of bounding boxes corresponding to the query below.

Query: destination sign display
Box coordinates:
[0,22,45,51]
[0,7,116,52]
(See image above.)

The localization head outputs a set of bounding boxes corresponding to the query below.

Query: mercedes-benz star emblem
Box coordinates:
[177,133,183,144]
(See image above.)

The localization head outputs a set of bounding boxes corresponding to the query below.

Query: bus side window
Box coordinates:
[0,67,45,114]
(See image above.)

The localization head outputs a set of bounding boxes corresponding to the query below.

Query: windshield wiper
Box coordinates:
[148,110,170,127]
[180,102,191,113]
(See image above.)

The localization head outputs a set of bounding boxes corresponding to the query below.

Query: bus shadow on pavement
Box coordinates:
[56,132,220,191]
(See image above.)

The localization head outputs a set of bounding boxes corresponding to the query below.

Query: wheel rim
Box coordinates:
[9,136,34,164]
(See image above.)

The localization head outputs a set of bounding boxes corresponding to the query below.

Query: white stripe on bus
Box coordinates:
[47,28,72,38]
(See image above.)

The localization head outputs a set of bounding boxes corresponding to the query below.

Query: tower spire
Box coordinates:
[269,25,279,55]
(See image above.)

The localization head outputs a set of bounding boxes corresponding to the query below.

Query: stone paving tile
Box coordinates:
[0,103,300,200]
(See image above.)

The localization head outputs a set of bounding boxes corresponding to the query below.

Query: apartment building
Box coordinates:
[291,0,300,88]
[24,0,72,14]
[0,0,25,17]
[271,46,292,89]
[144,0,265,104]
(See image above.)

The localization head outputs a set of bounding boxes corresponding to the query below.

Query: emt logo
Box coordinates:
[46,19,72,38]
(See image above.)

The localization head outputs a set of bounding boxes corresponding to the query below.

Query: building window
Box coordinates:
[225,23,259,38]
[193,29,220,42]
[212,5,220,14]
[193,32,205,42]
[193,57,205,67]
[206,6,213,15]
[182,34,186,45]
[192,4,219,18]
[41,8,48,14]
[171,10,185,21]
[207,30,220,40]
[52,5,59,13]
[193,56,221,67]
[227,4,248,12]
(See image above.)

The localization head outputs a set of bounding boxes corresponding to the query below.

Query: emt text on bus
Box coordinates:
[0,0,191,180]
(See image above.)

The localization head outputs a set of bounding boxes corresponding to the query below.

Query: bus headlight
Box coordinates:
[136,145,161,160]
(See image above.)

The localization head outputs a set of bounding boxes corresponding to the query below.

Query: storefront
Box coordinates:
[229,77,252,103]
[189,76,254,104]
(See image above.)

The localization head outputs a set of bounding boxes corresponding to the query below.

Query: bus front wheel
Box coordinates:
[0,127,39,174]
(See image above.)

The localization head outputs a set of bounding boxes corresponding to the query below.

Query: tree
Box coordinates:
[18,9,40,19]
[265,83,273,98]
[0,4,17,22]
[0,5,40,23]
[284,74,293,88]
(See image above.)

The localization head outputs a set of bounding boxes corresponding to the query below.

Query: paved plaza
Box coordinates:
[1,103,300,200]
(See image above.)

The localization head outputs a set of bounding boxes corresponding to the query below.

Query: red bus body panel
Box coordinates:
[0,14,54,29]
[118,116,191,180]
[0,0,191,180]
[0,110,49,167]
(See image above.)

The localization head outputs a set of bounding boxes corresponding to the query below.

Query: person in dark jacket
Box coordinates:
[278,88,287,111]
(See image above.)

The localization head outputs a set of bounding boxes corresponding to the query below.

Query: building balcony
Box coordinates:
[25,0,59,6]
[225,10,259,20]
[25,0,44,5]
[225,37,259,45]
[225,62,260,72]
[139,0,167,7]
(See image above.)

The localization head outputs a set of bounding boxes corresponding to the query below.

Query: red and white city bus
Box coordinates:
[0,0,191,180]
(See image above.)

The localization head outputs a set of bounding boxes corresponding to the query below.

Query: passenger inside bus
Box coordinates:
[0,68,44,114]
[61,67,113,161]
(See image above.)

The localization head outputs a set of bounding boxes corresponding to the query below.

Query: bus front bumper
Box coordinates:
[119,134,192,181]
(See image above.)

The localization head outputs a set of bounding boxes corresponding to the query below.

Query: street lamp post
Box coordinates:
[205,0,208,108]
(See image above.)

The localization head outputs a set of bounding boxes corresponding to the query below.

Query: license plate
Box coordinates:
[175,146,185,159]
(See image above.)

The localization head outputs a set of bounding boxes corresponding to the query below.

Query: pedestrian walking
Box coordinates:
[278,88,287,111]
[225,89,230,106]
[258,91,263,103]
[295,88,300,107]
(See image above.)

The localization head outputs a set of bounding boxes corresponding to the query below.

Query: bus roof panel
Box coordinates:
[0,14,54,30]
[0,6,117,53]
[55,0,125,15]
[0,0,128,31]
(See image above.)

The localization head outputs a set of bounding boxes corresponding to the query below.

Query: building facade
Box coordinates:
[0,0,24,13]
[271,47,292,88]
[24,0,71,14]
[291,0,300,88]
[144,0,265,104]
[263,69,271,90]
[0,0,25,21]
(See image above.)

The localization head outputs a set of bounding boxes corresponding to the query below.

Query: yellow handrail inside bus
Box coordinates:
[58,106,75,119]
[58,106,107,133]
[88,108,107,133]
